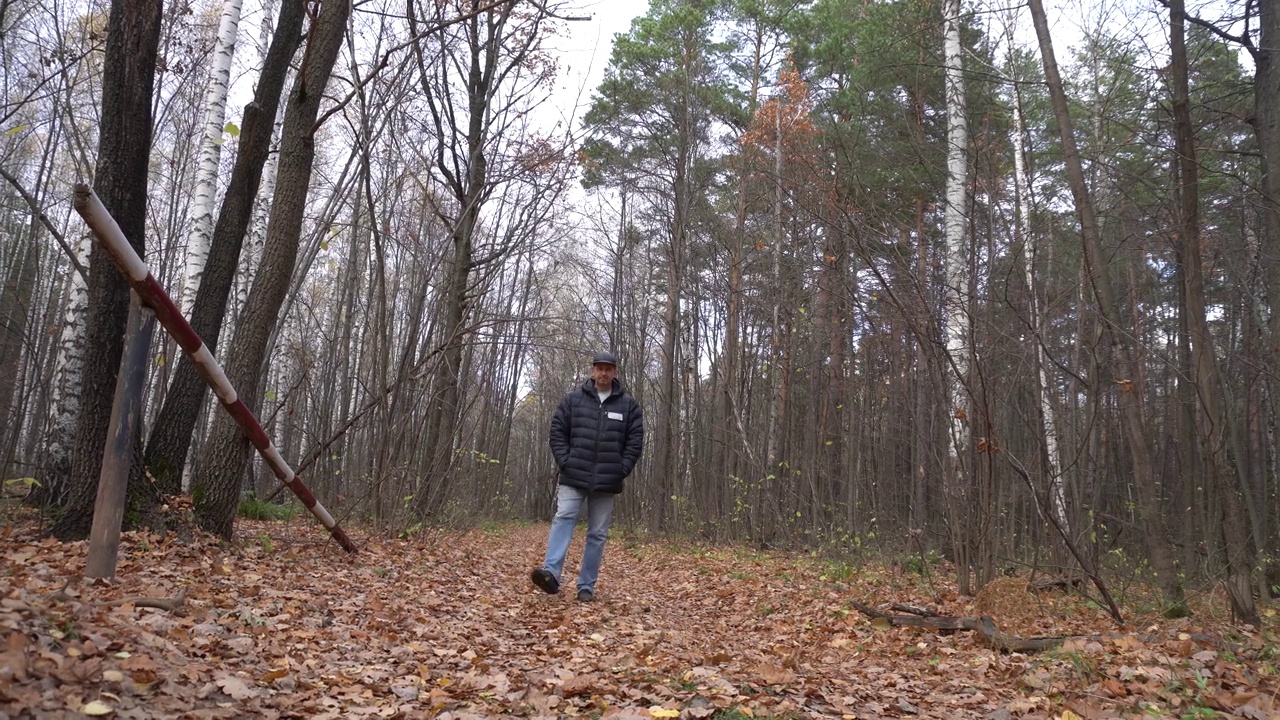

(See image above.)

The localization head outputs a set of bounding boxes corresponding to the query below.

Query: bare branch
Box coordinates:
[0,165,89,281]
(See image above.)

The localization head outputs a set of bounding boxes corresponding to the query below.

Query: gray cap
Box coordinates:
[592,351,619,366]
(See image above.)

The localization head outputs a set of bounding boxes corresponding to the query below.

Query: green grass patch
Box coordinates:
[238,497,298,521]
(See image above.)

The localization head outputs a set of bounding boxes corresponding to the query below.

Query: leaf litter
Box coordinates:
[1,517,1279,719]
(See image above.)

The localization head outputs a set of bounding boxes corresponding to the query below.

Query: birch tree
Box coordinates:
[1008,50,1067,534]
[193,0,350,538]
[177,0,243,318]
[941,0,975,592]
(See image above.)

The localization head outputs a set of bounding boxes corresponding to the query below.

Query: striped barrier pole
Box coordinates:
[73,183,358,553]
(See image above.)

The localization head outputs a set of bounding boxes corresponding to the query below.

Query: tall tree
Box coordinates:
[940,0,975,592]
[1025,0,1186,613]
[1009,57,1067,535]
[192,0,350,539]
[143,0,304,497]
[1169,0,1257,625]
[583,0,737,529]
[49,0,163,541]
[406,0,564,517]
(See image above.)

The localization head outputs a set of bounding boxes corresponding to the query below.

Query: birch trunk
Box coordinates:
[1010,73,1067,534]
[941,0,973,594]
[36,230,93,505]
[231,0,280,330]
[178,0,243,317]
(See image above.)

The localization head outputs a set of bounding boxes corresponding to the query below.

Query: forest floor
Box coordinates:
[2,512,1279,720]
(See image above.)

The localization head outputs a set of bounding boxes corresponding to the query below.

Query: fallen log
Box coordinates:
[44,583,188,613]
[851,600,1065,652]
[851,601,1232,653]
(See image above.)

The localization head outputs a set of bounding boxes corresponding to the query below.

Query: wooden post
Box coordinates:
[86,292,156,579]
[73,183,358,553]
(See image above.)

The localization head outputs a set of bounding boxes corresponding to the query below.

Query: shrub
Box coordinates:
[238,496,298,521]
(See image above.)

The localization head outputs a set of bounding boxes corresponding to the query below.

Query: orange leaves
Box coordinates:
[742,65,817,150]
[3,518,1279,718]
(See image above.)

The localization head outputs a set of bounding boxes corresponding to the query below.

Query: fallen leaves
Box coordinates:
[214,672,257,700]
[1,517,1279,718]
[80,699,113,715]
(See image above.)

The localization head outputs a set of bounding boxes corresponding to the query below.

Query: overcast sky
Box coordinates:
[538,1,651,131]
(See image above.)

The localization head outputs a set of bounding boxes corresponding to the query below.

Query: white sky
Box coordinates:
[537,1,651,132]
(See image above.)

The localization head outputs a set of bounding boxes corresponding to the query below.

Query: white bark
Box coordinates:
[226,0,279,340]
[234,126,278,329]
[942,0,970,483]
[178,0,244,317]
[44,230,93,472]
[1012,78,1068,533]
[259,0,276,59]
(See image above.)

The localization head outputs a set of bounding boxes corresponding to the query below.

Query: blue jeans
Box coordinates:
[542,485,617,593]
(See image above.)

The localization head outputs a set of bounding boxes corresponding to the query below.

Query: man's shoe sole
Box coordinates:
[531,568,560,594]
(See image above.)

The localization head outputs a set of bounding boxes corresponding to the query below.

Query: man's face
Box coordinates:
[592,362,617,388]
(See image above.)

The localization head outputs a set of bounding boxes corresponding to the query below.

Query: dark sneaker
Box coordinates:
[531,568,560,594]
[576,589,595,603]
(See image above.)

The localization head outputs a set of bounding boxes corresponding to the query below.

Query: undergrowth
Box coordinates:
[238,497,298,521]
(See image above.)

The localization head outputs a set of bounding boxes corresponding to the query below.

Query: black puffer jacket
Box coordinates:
[549,378,644,494]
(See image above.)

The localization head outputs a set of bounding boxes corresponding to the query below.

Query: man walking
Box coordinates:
[531,351,644,602]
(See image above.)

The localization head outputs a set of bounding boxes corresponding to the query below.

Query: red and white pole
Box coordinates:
[73,183,357,553]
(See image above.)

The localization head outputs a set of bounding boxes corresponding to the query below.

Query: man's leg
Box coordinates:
[577,491,617,594]
[542,485,586,583]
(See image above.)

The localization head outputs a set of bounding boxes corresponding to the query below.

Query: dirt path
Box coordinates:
[1,519,1275,718]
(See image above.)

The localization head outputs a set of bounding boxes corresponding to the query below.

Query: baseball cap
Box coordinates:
[592,351,619,366]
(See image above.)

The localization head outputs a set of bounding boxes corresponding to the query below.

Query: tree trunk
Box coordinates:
[764,98,785,542]
[1010,69,1068,535]
[1169,0,1257,625]
[49,0,163,541]
[143,0,304,497]
[178,0,243,318]
[941,0,974,594]
[1026,0,1186,611]
[33,230,92,507]
[192,0,351,539]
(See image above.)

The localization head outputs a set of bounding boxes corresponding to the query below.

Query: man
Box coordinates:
[531,351,644,602]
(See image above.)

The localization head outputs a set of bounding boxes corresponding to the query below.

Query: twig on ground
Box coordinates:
[102,587,188,612]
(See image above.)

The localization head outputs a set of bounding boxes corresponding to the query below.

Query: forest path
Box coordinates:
[1,517,1275,718]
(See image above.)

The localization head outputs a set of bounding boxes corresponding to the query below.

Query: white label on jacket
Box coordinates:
[608,412,624,421]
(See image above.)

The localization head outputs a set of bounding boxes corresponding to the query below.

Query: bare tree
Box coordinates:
[49,0,163,541]
[1025,0,1186,613]
[193,0,351,539]
[406,0,563,517]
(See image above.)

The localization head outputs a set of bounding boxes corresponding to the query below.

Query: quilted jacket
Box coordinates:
[549,378,644,493]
